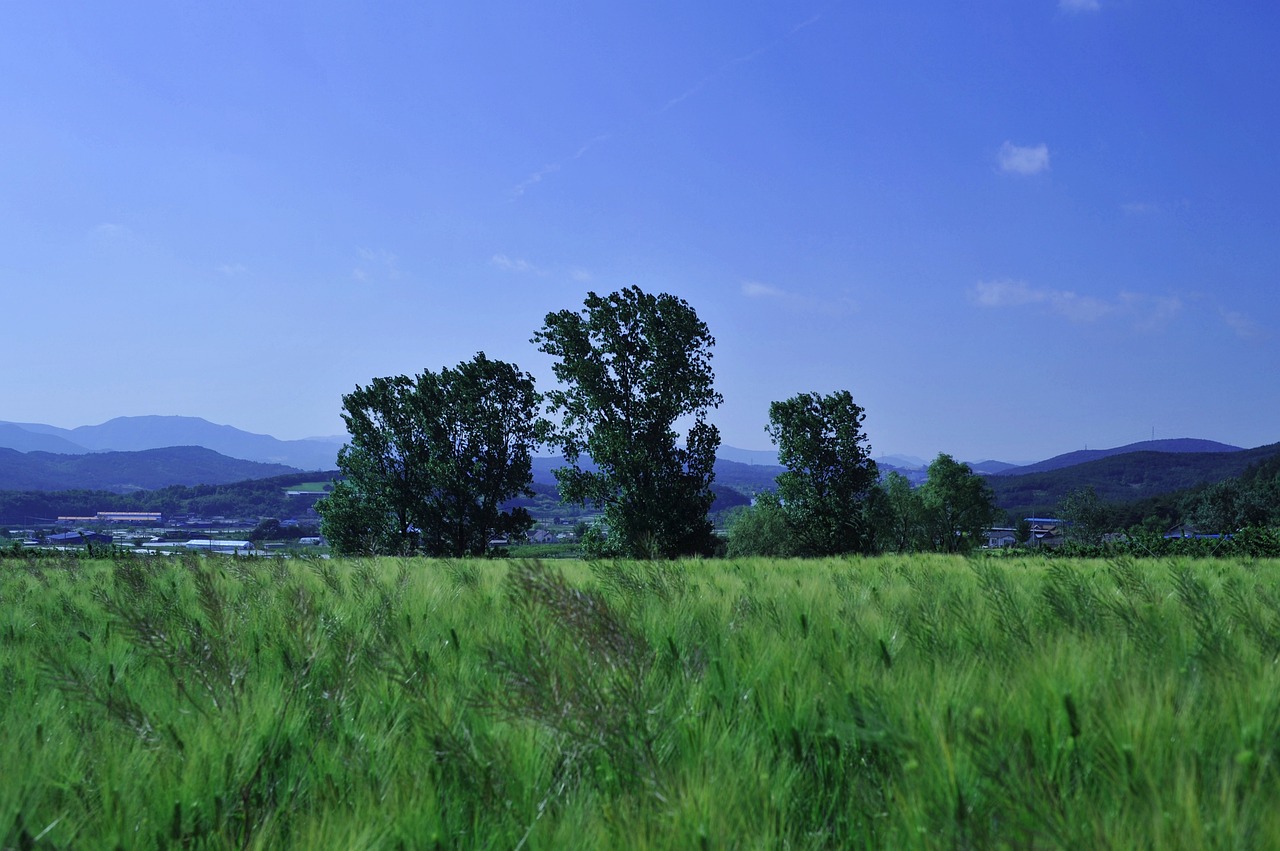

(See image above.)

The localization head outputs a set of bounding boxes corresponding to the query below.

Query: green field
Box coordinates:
[5,552,1280,849]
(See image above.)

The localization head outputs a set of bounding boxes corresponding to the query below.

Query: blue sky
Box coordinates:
[3,1,1277,463]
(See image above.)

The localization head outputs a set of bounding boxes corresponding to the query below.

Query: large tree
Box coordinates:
[766,390,880,556]
[918,453,998,553]
[317,353,541,557]
[532,287,722,558]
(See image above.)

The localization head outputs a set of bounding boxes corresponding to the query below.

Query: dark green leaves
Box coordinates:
[533,287,722,559]
[318,353,542,557]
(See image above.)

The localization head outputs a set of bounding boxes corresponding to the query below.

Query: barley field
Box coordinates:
[4,552,1280,849]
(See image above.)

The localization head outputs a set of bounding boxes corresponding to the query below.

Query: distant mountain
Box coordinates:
[995,438,1243,477]
[0,416,344,470]
[532,455,779,503]
[0,423,90,454]
[0,446,302,493]
[717,446,780,466]
[988,442,1280,517]
[877,454,927,470]
[969,460,1019,475]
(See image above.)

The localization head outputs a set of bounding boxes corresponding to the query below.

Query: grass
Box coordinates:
[4,552,1280,848]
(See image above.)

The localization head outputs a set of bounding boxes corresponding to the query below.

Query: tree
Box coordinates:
[1057,486,1109,546]
[532,287,722,558]
[918,453,998,553]
[317,353,542,557]
[765,390,879,556]
[874,471,927,553]
[725,492,798,558]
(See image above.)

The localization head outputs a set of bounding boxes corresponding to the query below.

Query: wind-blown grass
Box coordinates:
[4,552,1280,848]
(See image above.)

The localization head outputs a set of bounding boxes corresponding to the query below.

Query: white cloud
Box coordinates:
[740,280,857,314]
[491,254,541,275]
[1059,0,1100,12]
[88,222,136,249]
[971,279,1181,326]
[998,142,1051,175]
[352,248,400,282]
[218,263,247,276]
[1220,308,1263,340]
[742,280,785,298]
[569,267,593,283]
[512,133,610,199]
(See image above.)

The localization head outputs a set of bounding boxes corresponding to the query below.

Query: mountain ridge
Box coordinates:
[0,446,302,494]
[0,416,343,470]
[994,438,1243,477]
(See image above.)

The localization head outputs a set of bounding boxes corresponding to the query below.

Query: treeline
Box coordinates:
[319,289,727,559]
[322,285,1280,561]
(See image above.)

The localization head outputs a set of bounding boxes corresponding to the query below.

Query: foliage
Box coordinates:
[1056,486,1108,546]
[725,492,798,557]
[533,286,722,558]
[766,390,879,556]
[872,471,929,553]
[918,453,999,552]
[10,553,1280,848]
[318,353,542,556]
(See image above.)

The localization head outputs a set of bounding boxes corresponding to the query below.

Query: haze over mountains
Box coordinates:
[0,417,345,471]
[0,416,1273,517]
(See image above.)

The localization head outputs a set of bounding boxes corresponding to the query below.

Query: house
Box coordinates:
[527,529,557,544]
[983,527,1018,548]
[1026,518,1067,548]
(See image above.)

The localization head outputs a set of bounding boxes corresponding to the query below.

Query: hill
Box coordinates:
[0,470,338,525]
[988,442,1280,518]
[0,416,343,470]
[995,438,1244,477]
[0,446,302,493]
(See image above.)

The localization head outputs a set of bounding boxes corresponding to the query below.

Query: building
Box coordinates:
[183,539,255,554]
[984,527,1018,548]
[56,512,164,525]
[1026,518,1067,548]
[47,531,113,546]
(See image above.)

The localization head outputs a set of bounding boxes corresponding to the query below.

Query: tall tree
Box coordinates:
[918,453,998,553]
[1057,486,1109,546]
[533,287,722,558]
[317,353,541,557]
[766,390,879,556]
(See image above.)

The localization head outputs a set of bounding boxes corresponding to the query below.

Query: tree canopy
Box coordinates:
[918,453,998,553]
[532,286,722,558]
[318,353,541,557]
[766,390,879,556]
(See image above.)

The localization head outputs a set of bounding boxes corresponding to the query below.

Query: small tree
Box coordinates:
[533,287,722,559]
[1058,486,1108,546]
[725,493,798,558]
[874,471,927,553]
[918,453,997,553]
[765,390,879,556]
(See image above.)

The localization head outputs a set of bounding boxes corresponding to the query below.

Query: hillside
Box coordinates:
[995,438,1244,476]
[989,442,1280,517]
[0,470,337,525]
[0,446,302,493]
